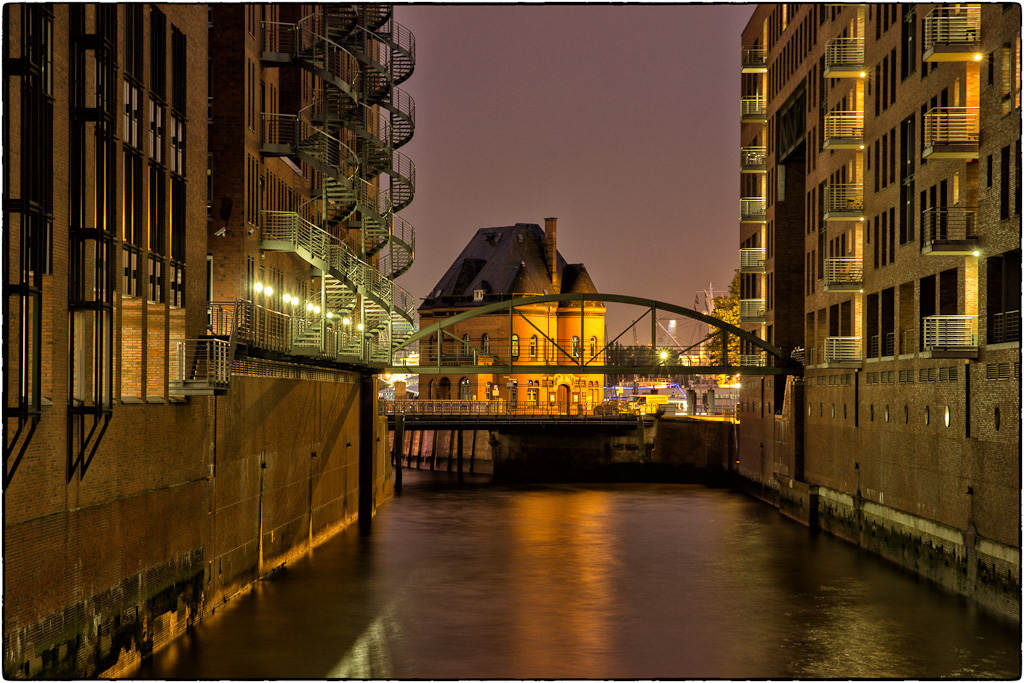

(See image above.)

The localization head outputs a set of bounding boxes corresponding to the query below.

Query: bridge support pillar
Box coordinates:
[393,415,404,493]
[457,428,464,483]
[358,372,375,535]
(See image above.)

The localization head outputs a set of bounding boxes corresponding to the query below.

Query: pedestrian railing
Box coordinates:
[824,336,861,362]
[924,315,978,349]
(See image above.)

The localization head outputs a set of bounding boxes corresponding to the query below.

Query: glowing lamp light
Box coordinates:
[264,286,273,296]
[972,250,980,257]
[859,145,865,149]
[343,317,352,326]
[254,282,264,293]
[859,71,866,78]
[313,306,321,314]
[357,323,365,331]
[973,54,982,61]
[306,302,314,312]
[659,350,669,361]
[326,311,334,319]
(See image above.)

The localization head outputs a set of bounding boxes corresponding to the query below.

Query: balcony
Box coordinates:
[922,5,981,61]
[169,339,231,395]
[823,336,861,368]
[740,145,767,173]
[823,111,864,149]
[740,248,766,273]
[823,256,863,291]
[739,298,766,323]
[923,315,978,358]
[823,37,865,77]
[742,46,767,73]
[921,207,979,255]
[741,96,767,123]
[823,183,863,221]
[740,197,766,223]
[989,311,1021,345]
[923,107,979,158]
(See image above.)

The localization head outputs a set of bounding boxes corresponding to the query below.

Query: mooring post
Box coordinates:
[358,372,375,534]
[393,414,404,493]
[457,428,464,483]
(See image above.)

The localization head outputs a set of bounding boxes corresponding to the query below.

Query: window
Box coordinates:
[171,27,186,113]
[590,336,598,358]
[530,334,537,359]
[482,333,490,355]
[123,81,142,149]
[150,8,166,98]
[148,99,164,164]
[571,336,580,357]
[148,165,165,254]
[459,377,471,401]
[462,334,471,355]
[170,116,185,175]
[511,334,519,360]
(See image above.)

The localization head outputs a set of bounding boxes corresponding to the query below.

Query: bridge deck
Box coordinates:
[381,400,649,428]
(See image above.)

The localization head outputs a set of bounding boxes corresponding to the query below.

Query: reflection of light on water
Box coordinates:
[326,604,397,679]
[510,491,618,675]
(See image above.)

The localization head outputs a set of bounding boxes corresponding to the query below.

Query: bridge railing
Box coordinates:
[381,399,615,418]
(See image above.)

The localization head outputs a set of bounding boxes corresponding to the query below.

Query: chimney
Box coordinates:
[544,217,560,293]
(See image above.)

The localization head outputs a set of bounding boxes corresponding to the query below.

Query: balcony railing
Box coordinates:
[823,256,863,290]
[989,311,1021,345]
[824,37,865,77]
[739,298,766,322]
[740,197,767,222]
[923,107,979,157]
[868,334,879,359]
[923,315,978,349]
[824,336,861,363]
[921,207,978,253]
[741,96,767,122]
[742,46,767,73]
[823,111,864,149]
[740,145,767,172]
[169,339,231,395]
[740,248,766,273]
[823,183,863,219]
[923,5,981,61]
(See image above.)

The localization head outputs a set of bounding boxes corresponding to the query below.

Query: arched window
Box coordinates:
[511,334,520,360]
[530,335,538,359]
[462,334,471,355]
[485,381,493,399]
[482,333,490,355]
[571,336,580,357]
[590,336,598,358]
[459,377,471,400]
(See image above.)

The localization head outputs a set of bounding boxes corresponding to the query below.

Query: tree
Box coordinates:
[707,269,741,368]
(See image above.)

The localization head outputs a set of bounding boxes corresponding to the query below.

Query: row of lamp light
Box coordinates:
[253,281,365,330]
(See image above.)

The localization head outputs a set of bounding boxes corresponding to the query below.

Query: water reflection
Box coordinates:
[132,471,1020,679]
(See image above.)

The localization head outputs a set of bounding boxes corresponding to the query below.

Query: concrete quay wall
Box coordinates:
[3,374,390,679]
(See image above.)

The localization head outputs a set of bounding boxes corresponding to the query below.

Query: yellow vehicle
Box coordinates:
[626,394,670,414]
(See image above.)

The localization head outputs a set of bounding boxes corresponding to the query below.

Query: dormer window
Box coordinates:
[474,289,485,301]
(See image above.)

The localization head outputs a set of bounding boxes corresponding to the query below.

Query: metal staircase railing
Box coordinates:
[258,7,417,367]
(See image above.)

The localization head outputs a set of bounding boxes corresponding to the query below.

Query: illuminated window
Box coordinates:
[482,333,490,355]
[571,336,580,357]
[590,336,598,358]
[530,335,537,359]
[511,334,519,360]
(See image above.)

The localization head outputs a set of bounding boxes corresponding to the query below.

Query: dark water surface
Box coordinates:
[133,470,1020,679]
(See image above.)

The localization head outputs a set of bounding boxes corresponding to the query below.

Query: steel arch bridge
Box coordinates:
[387,293,803,377]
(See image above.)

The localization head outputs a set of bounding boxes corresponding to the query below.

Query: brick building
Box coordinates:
[417,219,606,412]
[737,3,1021,617]
[3,3,412,676]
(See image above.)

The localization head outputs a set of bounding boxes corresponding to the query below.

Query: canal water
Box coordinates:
[133,470,1020,679]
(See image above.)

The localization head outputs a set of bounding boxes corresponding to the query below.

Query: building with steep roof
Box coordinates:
[418,218,605,410]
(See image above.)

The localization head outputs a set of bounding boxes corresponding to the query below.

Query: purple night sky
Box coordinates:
[394,3,755,332]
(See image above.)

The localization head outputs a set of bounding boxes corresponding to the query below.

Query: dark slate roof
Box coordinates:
[419,223,598,310]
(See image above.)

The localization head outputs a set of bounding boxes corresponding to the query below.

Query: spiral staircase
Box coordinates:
[258,4,416,365]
